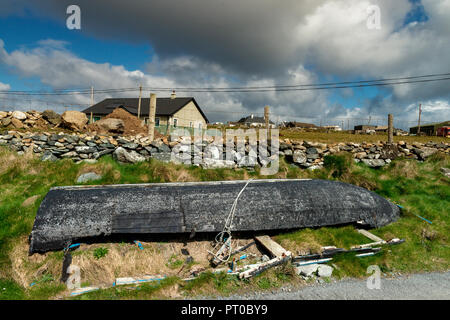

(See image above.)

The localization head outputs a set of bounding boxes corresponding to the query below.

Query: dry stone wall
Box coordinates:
[0,129,448,169]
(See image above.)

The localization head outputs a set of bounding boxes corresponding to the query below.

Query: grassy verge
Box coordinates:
[0,146,448,300]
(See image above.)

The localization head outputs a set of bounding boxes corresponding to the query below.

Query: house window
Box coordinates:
[189,122,193,128]
[198,123,202,130]
[173,118,178,127]
[155,118,160,127]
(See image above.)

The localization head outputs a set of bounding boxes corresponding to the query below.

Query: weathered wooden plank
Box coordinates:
[351,240,386,249]
[238,256,290,279]
[255,235,289,258]
[114,275,165,286]
[357,229,386,243]
[70,286,99,296]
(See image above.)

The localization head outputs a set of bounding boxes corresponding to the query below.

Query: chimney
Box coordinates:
[170,90,176,99]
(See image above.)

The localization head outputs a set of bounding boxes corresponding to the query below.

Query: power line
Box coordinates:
[1,72,449,95]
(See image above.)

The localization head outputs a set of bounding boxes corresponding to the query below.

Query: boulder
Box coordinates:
[201,158,235,169]
[96,118,124,134]
[11,118,24,129]
[361,159,386,168]
[75,146,97,154]
[113,147,146,164]
[355,152,367,159]
[0,111,8,119]
[415,147,438,160]
[1,118,11,127]
[12,111,27,120]
[41,151,58,162]
[42,110,62,126]
[293,150,307,165]
[295,264,320,277]
[61,111,88,131]
[317,264,333,277]
[77,172,102,183]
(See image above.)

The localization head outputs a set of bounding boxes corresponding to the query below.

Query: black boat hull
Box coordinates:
[29,179,400,253]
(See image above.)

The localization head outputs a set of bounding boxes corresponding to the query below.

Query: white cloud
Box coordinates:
[0,1,449,128]
[0,82,10,91]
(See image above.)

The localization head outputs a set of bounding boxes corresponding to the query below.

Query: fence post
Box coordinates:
[148,93,156,141]
[388,114,394,144]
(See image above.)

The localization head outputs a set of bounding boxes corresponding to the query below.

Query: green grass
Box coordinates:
[0,147,448,299]
[71,276,179,300]
[93,247,109,260]
[279,129,449,144]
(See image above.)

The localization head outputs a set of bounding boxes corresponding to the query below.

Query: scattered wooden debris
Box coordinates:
[70,286,100,296]
[293,258,333,266]
[239,255,291,279]
[231,241,256,255]
[351,237,404,249]
[356,250,381,258]
[255,235,290,258]
[357,229,386,243]
[113,275,165,286]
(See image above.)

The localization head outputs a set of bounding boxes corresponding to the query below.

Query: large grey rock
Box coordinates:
[75,146,97,154]
[295,264,320,277]
[96,118,125,134]
[61,151,78,158]
[123,142,138,150]
[1,118,11,127]
[12,111,27,120]
[201,158,235,169]
[41,151,58,162]
[29,179,401,253]
[77,172,102,183]
[293,150,307,165]
[42,110,62,126]
[415,147,438,160]
[61,111,88,131]
[361,159,386,168]
[113,147,146,163]
[317,264,333,277]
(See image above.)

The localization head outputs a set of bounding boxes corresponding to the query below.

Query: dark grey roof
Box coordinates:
[82,97,208,122]
[238,115,274,124]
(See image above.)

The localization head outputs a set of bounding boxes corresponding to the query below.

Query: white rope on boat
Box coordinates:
[208,179,253,264]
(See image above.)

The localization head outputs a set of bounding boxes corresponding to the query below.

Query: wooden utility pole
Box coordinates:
[137,84,142,120]
[417,103,422,135]
[148,93,157,141]
[388,114,394,144]
[264,106,270,129]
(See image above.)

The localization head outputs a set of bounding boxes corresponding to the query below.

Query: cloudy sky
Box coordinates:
[0,0,449,129]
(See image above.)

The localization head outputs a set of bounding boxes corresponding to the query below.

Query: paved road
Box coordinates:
[221,272,450,300]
